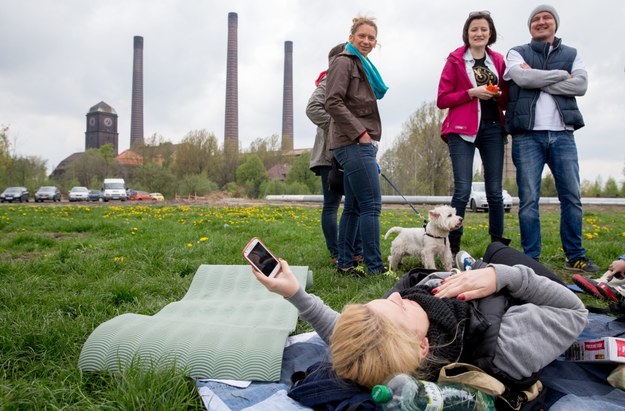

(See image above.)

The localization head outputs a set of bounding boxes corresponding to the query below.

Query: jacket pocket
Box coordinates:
[351,104,374,117]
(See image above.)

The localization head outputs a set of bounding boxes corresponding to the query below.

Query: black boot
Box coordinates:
[449,235,461,255]
[449,235,461,267]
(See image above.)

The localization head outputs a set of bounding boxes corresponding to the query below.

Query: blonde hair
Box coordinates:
[350,16,378,36]
[330,303,423,389]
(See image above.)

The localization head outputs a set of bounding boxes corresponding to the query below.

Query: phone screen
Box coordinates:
[248,242,279,277]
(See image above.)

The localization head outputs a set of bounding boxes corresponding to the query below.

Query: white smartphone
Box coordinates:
[242,237,281,278]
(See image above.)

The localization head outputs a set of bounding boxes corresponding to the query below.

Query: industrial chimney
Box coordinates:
[224,12,239,158]
[281,41,294,152]
[130,35,144,148]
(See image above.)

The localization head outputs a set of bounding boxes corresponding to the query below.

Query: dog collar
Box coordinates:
[424,222,447,245]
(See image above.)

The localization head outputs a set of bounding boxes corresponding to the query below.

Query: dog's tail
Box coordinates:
[384,227,403,240]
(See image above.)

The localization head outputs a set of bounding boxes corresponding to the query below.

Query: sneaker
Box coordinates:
[369,265,399,280]
[352,255,364,267]
[455,251,476,271]
[571,274,604,299]
[337,265,367,278]
[564,257,601,273]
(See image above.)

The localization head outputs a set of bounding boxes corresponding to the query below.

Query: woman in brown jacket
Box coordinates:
[326,16,388,276]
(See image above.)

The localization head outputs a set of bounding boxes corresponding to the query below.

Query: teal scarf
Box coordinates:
[345,43,389,99]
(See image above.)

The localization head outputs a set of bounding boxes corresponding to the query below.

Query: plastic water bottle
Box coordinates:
[371,373,495,410]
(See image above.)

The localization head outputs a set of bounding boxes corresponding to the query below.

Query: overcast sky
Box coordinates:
[2,0,624,184]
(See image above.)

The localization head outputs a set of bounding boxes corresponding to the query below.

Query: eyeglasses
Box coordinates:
[469,10,491,17]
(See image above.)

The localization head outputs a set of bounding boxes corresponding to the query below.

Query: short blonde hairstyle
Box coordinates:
[350,16,378,36]
[330,303,423,389]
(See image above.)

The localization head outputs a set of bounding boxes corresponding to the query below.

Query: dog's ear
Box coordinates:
[429,210,440,219]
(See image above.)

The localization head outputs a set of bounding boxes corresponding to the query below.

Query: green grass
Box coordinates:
[1,203,624,410]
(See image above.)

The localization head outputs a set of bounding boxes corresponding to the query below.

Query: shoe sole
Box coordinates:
[571,274,604,299]
[564,265,588,272]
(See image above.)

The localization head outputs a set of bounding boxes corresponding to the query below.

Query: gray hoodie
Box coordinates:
[287,264,587,380]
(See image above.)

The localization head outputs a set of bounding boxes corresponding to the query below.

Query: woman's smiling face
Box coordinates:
[467,18,491,49]
[349,23,377,57]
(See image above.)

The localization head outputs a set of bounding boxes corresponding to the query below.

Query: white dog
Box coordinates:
[384,205,463,271]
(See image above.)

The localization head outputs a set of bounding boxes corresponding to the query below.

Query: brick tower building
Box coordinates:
[85,101,119,155]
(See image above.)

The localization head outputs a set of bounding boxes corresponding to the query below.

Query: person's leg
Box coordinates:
[476,122,505,239]
[512,132,548,260]
[482,241,563,284]
[447,134,476,254]
[333,147,358,270]
[319,166,341,261]
[337,143,383,273]
[353,219,363,262]
[546,131,585,262]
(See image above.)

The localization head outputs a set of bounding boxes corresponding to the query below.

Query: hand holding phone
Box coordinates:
[243,237,281,278]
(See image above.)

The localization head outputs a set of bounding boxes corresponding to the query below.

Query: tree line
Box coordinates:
[2,104,624,199]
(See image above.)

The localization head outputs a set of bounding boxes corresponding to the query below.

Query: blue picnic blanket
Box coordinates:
[197,313,625,410]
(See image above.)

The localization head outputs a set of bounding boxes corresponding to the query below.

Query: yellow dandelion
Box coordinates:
[186,243,193,248]
[198,237,209,242]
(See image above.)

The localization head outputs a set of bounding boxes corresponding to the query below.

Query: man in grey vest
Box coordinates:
[504,5,598,272]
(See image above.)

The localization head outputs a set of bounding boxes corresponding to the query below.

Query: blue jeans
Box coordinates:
[319,166,362,259]
[512,130,585,261]
[448,122,505,242]
[333,143,383,273]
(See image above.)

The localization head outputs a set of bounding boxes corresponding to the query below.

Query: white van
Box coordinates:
[102,178,127,202]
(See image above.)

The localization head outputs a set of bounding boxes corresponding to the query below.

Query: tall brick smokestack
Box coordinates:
[281,41,294,152]
[224,12,239,158]
[130,36,144,147]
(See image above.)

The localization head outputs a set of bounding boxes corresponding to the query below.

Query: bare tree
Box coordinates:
[246,134,285,171]
[379,101,451,195]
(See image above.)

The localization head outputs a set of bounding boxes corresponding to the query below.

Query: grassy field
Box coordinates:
[1,201,624,410]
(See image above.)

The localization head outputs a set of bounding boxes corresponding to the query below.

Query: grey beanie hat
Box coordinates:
[528,4,559,32]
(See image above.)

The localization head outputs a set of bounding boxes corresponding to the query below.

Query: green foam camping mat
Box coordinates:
[77,265,312,381]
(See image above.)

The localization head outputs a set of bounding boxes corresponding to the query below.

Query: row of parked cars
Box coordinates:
[0,186,165,203]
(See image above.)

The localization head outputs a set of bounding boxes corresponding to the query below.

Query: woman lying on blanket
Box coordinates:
[251,242,588,394]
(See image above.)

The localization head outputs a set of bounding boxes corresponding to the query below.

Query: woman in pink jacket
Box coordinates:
[437,10,509,258]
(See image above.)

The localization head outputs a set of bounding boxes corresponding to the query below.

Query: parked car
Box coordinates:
[68,186,90,202]
[34,186,61,202]
[467,182,513,213]
[88,190,103,202]
[150,192,165,201]
[127,190,154,201]
[1,187,29,203]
